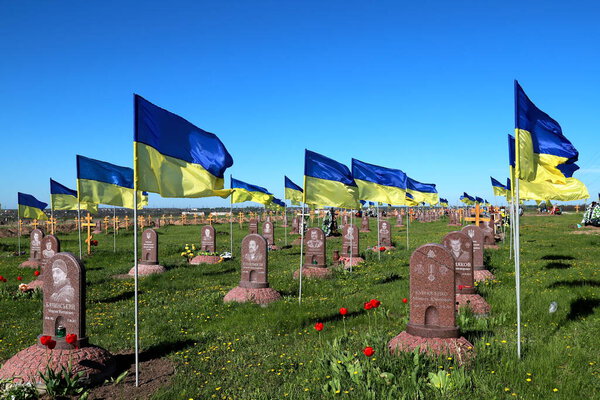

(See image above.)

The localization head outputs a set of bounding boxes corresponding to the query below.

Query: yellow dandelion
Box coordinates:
[553,388,559,392]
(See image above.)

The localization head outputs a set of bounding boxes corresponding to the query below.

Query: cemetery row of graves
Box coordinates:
[0,208,598,399]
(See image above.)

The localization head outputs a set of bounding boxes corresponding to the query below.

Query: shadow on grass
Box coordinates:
[311,310,364,325]
[97,291,143,304]
[544,262,572,270]
[541,254,576,260]
[199,267,236,276]
[377,274,403,284]
[548,280,600,289]
[567,298,600,321]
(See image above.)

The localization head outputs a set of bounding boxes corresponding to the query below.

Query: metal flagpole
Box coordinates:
[229,188,233,256]
[77,204,82,259]
[284,206,288,247]
[50,193,54,236]
[377,203,381,261]
[514,131,522,359]
[133,100,140,386]
[406,206,410,250]
[298,203,305,304]
[113,206,116,253]
[17,206,21,255]
[349,208,354,273]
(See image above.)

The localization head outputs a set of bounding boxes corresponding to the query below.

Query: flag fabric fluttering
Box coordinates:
[231,177,274,205]
[304,150,359,209]
[491,177,508,197]
[18,192,48,220]
[439,198,449,207]
[406,177,438,205]
[50,179,98,214]
[460,192,476,205]
[351,158,407,206]
[77,155,147,209]
[475,196,485,204]
[284,176,303,206]
[134,95,233,198]
[405,192,419,206]
[514,81,579,184]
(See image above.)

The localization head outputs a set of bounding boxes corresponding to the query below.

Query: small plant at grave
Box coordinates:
[180,244,197,261]
[427,367,471,396]
[103,370,129,386]
[38,362,87,398]
[0,378,39,400]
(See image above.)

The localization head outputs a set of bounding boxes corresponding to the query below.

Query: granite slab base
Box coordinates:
[340,256,365,267]
[190,255,222,265]
[223,286,282,305]
[293,266,333,279]
[484,244,499,250]
[474,269,496,282]
[388,331,475,364]
[0,344,115,385]
[19,260,42,268]
[456,293,491,315]
[128,264,166,276]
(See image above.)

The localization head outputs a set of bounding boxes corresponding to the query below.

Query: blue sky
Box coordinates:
[2,1,599,209]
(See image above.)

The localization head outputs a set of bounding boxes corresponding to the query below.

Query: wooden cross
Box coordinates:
[51,217,57,235]
[146,215,152,225]
[575,205,580,213]
[207,214,214,226]
[18,219,23,233]
[238,212,244,228]
[309,209,315,223]
[31,219,39,229]
[464,203,490,226]
[81,213,96,255]
[169,215,174,225]
[113,216,120,234]
[74,217,80,229]
[124,215,130,230]
[104,216,110,234]
[138,215,145,229]
[45,219,53,234]
[180,214,186,225]
[193,214,198,225]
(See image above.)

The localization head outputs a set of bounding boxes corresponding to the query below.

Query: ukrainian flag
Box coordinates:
[50,179,98,214]
[508,135,588,201]
[491,177,508,197]
[304,150,359,209]
[460,192,476,205]
[515,81,578,184]
[351,159,407,206]
[271,197,286,210]
[439,198,449,207]
[406,177,438,205]
[18,192,48,220]
[284,176,303,206]
[475,196,484,204]
[77,155,147,209]
[405,192,419,206]
[231,177,273,205]
[134,95,233,198]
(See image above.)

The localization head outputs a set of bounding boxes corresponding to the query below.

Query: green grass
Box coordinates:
[1,214,599,399]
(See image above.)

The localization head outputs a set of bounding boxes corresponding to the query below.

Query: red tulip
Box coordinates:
[379,246,386,251]
[402,298,408,303]
[364,302,373,310]
[339,307,348,316]
[34,270,40,277]
[47,340,56,350]
[314,322,324,331]
[17,276,22,281]
[40,335,52,346]
[65,334,78,345]
[458,285,464,290]
[0,275,3,281]
[369,299,381,308]
[363,346,375,357]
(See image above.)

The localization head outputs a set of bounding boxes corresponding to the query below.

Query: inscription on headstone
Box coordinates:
[239,234,269,289]
[201,225,216,253]
[141,229,158,265]
[461,225,484,270]
[262,221,274,246]
[442,231,475,294]
[304,228,326,267]
[248,219,258,235]
[360,216,370,232]
[341,224,359,257]
[379,220,392,247]
[29,229,44,263]
[41,235,60,268]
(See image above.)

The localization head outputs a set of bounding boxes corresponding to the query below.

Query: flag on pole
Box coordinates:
[18,192,48,220]
[439,198,449,207]
[50,179,98,214]
[405,192,419,206]
[284,176,303,205]
[231,177,273,205]
[460,192,476,205]
[515,81,579,184]
[351,158,407,205]
[304,150,359,209]
[491,177,508,196]
[134,95,233,198]
[406,177,438,205]
[77,155,147,209]
[475,196,485,204]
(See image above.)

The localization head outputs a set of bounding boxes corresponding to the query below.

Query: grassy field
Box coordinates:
[0,213,598,399]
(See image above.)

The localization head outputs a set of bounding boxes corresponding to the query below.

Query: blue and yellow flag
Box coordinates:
[351,159,407,206]
[460,192,475,205]
[304,150,359,209]
[515,81,579,184]
[50,179,98,214]
[271,197,286,209]
[405,192,419,206]
[134,95,233,198]
[77,155,148,209]
[231,177,273,205]
[284,176,303,205]
[406,177,438,205]
[491,177,508,197]
[475,196,484,204]
[18,192,48,220]
[439,198,449,207]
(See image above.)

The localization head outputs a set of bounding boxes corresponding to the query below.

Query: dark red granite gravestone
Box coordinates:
[340,224,364,267]
[282,214,288,228]
[249,219,258,235]
[201,225,216,253]
[388,244,474,362]
[224,234,281,305]
[479,220,497,248]
[395,213,404,227]
[290,216,299,234]
[294,228,331,279]
[262,221,277,249]
[462,225,496,281]
[342,214,349,225]
[20,229,44,268]
[93,220,102,234]
[378,220,393,248]
[0,252,115,384]
[442,231,490,315]
[129,229,165,276]
[360,216,370,232]
[27,235,60,290]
